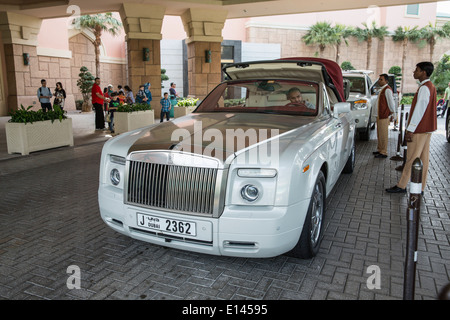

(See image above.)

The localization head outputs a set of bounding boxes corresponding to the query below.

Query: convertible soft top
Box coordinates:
[223,57,345,102]
[279,57,345,102]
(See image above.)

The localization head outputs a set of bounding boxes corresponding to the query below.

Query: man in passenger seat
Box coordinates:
[286,87,315,109]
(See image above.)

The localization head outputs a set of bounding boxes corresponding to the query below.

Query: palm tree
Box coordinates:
[420,22,449,62]
[392,26,421,94]
[352,21,389,70]
[73,13,122,77]
[334,24,352,65]
[302,22,338,58]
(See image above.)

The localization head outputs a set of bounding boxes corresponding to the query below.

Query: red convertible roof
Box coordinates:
[279,57,345,102]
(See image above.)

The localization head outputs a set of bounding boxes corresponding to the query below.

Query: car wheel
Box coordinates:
[288,171,326,259]
[359,116,371,141]
[342,142,355,174]
[446,113,450,143]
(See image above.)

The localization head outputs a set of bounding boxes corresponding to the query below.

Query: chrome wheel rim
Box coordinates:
[310,183,324,246]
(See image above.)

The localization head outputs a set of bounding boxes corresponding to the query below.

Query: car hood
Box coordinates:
[126,112,320,163]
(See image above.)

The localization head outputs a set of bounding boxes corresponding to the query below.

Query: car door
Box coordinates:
[323,87,346,186]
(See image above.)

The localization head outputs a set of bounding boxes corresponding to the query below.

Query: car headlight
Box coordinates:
[110,168,121,186]
[353,99,368,110]
[240,184,259,202]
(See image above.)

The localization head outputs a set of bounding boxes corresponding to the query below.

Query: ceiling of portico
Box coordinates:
[0,0,440,19]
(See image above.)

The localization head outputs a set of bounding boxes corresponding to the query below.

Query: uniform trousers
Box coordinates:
[397,132,431,191]
[376,117,390,156]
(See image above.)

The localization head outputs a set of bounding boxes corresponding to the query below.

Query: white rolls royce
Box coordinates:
[98,58,355,258]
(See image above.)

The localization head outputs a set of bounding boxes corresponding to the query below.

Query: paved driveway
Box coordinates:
[0,114,448,300]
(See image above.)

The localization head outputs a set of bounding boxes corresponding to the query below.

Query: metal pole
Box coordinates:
[391,104,404,161]
[396,112,408,171]
[403,158,423,300]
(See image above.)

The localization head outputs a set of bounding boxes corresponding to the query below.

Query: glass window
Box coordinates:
[196,80,319,116]
[343,77,366,94]
[406,4,419,16]
[221,46,234,61]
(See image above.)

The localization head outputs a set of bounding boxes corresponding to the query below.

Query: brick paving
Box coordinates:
[0,112,448,300]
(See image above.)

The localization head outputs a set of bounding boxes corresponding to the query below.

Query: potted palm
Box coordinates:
[113,103,155,134]
[5,105,74,155]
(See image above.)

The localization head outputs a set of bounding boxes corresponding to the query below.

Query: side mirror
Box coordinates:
[333,102,351,118]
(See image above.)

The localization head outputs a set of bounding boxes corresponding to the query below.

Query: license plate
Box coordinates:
[136,213,197,237]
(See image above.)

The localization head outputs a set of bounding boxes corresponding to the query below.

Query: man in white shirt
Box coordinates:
[386,62,437,194]
[373,74,397,158]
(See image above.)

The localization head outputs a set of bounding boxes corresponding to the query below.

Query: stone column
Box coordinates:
[0,12,42,113]
[119,3,165,108]
[181,8,227,99]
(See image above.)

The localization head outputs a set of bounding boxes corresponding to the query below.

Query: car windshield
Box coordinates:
[195,80,319,116]
[343,76,366,94]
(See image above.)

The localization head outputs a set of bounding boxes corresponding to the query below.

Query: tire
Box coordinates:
[342,142,355,174]
[288,171,326,259]
[446,113,450,143]
[359,117,371,141]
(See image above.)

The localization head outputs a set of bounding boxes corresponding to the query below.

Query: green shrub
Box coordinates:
[176,98,199,107]
[341,61,355,71]
[8,104,67,124]
[400,96,414,105]
[117,103,151,112]
[430,54,450,94]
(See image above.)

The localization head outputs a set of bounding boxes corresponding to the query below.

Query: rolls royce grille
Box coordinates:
[126,161,218,215]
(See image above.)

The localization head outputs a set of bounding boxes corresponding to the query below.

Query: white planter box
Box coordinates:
[6,118,74,155]
[114,110,155,134]
[174,106,196,118]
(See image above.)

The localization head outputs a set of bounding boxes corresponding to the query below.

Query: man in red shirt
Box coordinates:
[386,62,437,194]
[92,77,109,130]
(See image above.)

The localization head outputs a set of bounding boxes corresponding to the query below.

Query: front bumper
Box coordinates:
[98,185,309,258]
[351,109,370,130]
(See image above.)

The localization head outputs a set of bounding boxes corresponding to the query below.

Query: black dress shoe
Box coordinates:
[375,154,387,158]
[372,151,380,155]
[386,185,406,193]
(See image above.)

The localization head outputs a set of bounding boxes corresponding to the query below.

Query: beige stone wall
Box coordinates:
[187,41,221,99]
[247,26,450,94]
[3,33,127,113]
[126,38,161,103]
[69,33,127,107]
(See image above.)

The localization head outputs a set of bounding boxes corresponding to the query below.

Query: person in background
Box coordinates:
[91,77,109,130]
[135,84,148,104]
[117,85,125,95]
[124,85,135,104]
[103,87,110,114]
[37,79,52,113]
[107,84,114,97]
[386,62,437,194]
[53,82,66,111]
[144,82,152,106]
[118,89,126,105]
[169,82,179,98]
[373,74,396,159]
[160,92,171,122]
[108,92,120,134]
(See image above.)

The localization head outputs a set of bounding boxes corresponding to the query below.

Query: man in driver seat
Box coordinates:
[286,87,315,109]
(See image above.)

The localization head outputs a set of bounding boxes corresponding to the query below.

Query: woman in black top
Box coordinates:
[53,82,66,110]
